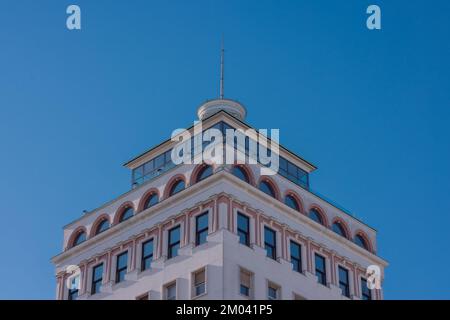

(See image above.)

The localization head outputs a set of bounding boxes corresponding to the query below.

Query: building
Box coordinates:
[51,84,387,300]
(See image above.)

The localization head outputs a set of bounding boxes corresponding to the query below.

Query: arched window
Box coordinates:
[95,219,110,235]
[284,195,300,211]
[73,231,86,247]
[196,165,213,183]
[354,234,369,250]
[308,209,324,225]
[259,180,276,198]
[332,222,347,238]
[119,207,134,222]
[169,180,185,196]
[232,166,249,183]
[144,193,159,210]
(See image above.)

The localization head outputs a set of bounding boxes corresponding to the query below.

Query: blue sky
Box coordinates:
[0,0,449,299]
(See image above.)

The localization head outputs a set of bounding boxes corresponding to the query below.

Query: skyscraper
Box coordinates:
[52,60,387,299]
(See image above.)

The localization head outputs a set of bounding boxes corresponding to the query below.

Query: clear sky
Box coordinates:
[0,0,449,299]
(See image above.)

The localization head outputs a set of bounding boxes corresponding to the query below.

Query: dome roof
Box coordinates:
[197,98,246,121]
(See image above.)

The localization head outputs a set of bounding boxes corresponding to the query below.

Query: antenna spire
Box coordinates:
[220,37,225,99]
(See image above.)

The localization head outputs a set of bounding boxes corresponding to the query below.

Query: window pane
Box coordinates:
[93,264,103,282]
[167,284,176,300]
[73,232,86,246]
[315,254,326,285]
[96,219,109,234]
[290,241,302,272]
[259,181,275,198]
[285,195,299,211]
[232,166,249,183]
[339,267,350,297]
[264,227,276,259]
[196,213,208,231]
[141,239,153,271]
[168,226,181,258]
[116,252,128,283]
[332,222,345,236]
[169,227,180,244]
[170,180,185,196]
[309,209,323,225]
[120,207,134,222]
[197,166,213,182]
[361,278,372,300]
[268,286,277,300]
[154,153,165,169]
[354,235,368,250]
[145,194,159,209]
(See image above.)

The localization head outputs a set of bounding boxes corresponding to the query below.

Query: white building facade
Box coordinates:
[52,98,387,300]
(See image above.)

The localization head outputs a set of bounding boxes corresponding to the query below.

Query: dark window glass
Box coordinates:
[144,193,159,210]
[131,121,310,190]
[115,252,128,283]
[68,287,78,300]
[95,219,109,235]
[68,276,79,300]
[169,180,185,196]
[141,239,154,271]
[285,195,300,211]
[259,181,275,198]
[237,213,250,246]
[290,241,302,273]
[332,222,347,238]
[309,209,324,225]
[268,286,278,300]
[354,235,369,250]
[197,166,213,182]
[154,153,165,169]
[168,226,181,259]
[119,207,134,222]
[240,284,250,296]
[259,181,276,198]
[73,232,86,247]
[232,166,249,183]
[264,227,277,260]
[315,254,327,286]
[339,266,350,297]
[195,213,209,246]
[91,263,103,295]
[361,278,372,300]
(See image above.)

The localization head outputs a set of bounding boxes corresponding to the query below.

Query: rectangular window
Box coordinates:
[361,278,372,300]
[338,266,350,297]
[91,263,103,295]
[115,251,128,283]
[141,239,154,271]
[193,269,206,297]
[237,213,250,246]
[290,241,302,273]
[267,283,279,300]
[315,254,327,286]
[67,275,79,300]
[68,288,78,300]
[168,226,181,259]
[165,282,176,300]
[264,227,276,260]
[195,213,209,246]
[240,269,252,297]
